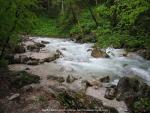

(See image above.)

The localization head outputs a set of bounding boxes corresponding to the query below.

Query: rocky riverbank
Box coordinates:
[1,36,150,113]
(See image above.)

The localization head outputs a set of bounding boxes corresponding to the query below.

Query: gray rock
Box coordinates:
[69,80,86,93]
[99,76,110,83]
[136,49,150,60]
[27,45,40,52]
[66,75,77,83]
[41,41,50,44]
[47,75,65,83]
[44,53,60,62]
[26,60,39,65]
[116,77,150,101]
[8,93,20,101]
[35,42,45,48]
[91,47,109,58]
[22,85,33,92]
[104,85,117,100]
[20,55,30,63]
[85,79,102,87]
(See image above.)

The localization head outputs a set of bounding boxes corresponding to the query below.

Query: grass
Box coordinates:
[31,16,68,37]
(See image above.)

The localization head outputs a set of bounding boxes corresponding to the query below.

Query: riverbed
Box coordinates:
[9,37,150,85]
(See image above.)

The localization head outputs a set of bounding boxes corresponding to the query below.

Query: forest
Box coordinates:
[0,0,150,113]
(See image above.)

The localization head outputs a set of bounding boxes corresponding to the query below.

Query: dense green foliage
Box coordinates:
[0,0,150,58]
[35,0,149,49]
[94,0,150,49]
[31,16,65,37]
[65,0,150,49]
[0,0,37,58]
[133,98,150,113]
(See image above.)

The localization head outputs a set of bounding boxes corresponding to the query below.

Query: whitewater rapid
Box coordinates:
[33,37,150,85]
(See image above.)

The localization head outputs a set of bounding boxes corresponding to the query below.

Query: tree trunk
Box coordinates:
[70,3,78,23]
[70,2,84,37]
[88,6,99,27]
[95,0,98,5]
[61,0,64,15]
[0,26,16,59]
[47,0,49,14]
[0,9,19,59]
[87,0,99,27]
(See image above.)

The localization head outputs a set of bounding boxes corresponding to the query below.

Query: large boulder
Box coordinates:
[116,77,150,102]
[116,77,150,113]
[91,48,109,58]
[136,49,150,60]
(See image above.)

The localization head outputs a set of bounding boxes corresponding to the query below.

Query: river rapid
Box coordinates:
[32,37,150,85]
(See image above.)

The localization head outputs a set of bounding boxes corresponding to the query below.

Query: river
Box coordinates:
[30,37,150,85]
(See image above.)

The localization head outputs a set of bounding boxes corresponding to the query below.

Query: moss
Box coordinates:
[11,71,40,88]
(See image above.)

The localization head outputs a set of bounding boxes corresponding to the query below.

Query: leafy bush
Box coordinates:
[96,28,124,48]
[0,59,8,68]
[114,0,150,29]
[31,16,67,37]
[133,98,150,113]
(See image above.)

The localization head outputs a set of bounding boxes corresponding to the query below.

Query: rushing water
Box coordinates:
[33,37,150,85]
